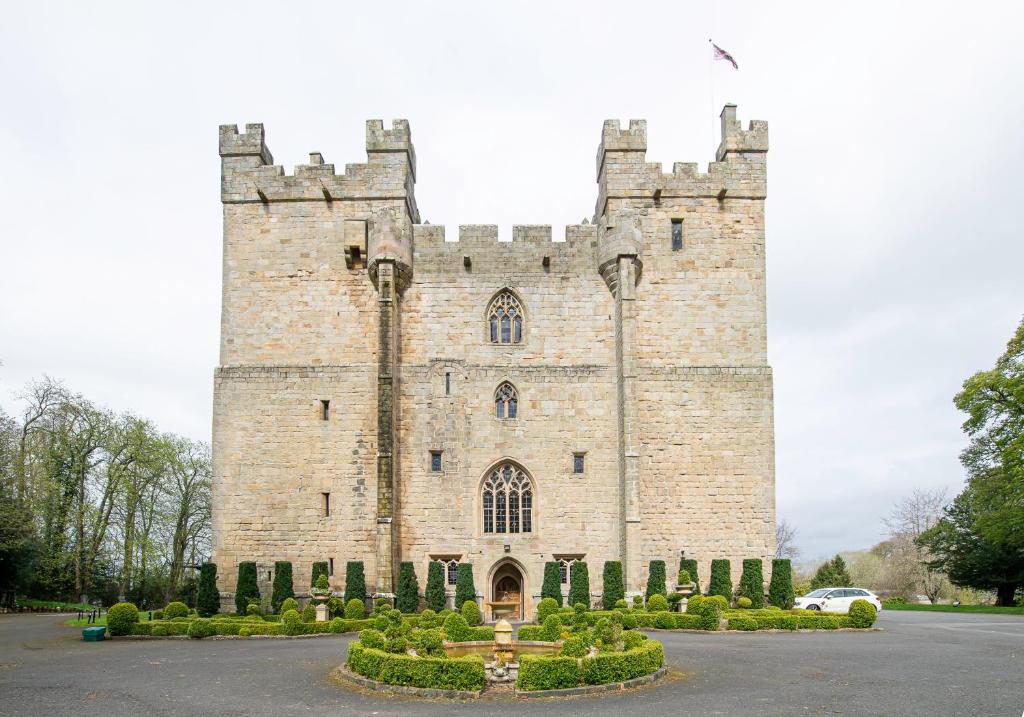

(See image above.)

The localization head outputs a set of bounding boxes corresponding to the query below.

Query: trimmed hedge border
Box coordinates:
[515,666,668,698]
[335,665,482,699]
[347,641,486,691]
[517,640,664,691]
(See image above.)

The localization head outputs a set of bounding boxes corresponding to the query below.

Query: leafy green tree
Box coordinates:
[234,562,259,614]
[454,563,476,610]
[810,555,852,589]
[396,562,419,613]
[678,558,700,594]
[0,493,38,602]
[196,563,219,617]
[601,561,624,608]
[918,486,1024,606]
[541,562,563,605]
[738,559,765,608]
[645,560,667,600]
[424,561,446,612]
[343,561,366,605]
[708,559,732,602]
[271,561,294,614]
[768,558,795,608]
[567,561,590,608]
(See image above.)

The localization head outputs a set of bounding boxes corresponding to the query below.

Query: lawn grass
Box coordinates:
[882,602,1024,615]
[18,598,96,612]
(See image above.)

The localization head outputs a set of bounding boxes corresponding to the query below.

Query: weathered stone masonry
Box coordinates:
[212,106,775,616]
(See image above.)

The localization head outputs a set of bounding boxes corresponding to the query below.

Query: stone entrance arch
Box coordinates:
[487,559,528,622]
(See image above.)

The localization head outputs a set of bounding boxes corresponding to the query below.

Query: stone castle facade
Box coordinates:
[212,105,775,618]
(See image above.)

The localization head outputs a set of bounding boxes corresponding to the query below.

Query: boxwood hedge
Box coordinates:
[347,641,485,691]
[517,655,582,691]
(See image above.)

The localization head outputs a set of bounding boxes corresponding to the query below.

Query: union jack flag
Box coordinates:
[712,42,739,70]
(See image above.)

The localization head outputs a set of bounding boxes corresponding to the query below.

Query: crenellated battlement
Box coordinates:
[716,104,768,161]
[596,119,647,177]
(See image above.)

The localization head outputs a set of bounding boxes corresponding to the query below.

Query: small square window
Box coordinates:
[320,399,330,420]
[671,219,683,251]
[573,453,585,474]
[430,451,442,472]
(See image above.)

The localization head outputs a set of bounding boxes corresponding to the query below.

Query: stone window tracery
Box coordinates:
[495,382,518,419]
[487,291,524,344]
[482,463,533,534]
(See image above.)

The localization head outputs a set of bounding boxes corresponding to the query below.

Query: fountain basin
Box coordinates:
[444,640,562,684]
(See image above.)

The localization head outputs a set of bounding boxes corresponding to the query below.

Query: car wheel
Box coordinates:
[807,604,821,611]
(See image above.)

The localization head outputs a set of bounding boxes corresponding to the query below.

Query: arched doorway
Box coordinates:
[489,561,525,621]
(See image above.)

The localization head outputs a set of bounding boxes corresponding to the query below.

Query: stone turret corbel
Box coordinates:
[597,210,644,295]
[367,208,413,292]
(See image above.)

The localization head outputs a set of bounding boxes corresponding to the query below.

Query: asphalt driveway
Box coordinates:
[0,610,1021,716]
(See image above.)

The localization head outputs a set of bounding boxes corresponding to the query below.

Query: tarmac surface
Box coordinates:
[0,609,1021,716]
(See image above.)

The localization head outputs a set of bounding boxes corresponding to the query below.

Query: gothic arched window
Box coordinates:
[487,291,524,344]
[495,382,518,419]
[482,463,533,534]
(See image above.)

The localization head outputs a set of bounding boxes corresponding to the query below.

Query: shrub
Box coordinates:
[708,560,732,603]
[454,563,476,610]
[645,560,667,601]
[571,609,589,633]
[235,562,260,615]
[602,561,625,608]
[280,597,298,615]
[419,609,439,629]
[667,592,684,608]
[443,612,469,641]
[849,599,877,628]
[536,597,560,624]
[396,562,420,613]
[196,563,219,617]
[689,594,724,631]
[151,624,169,637]
[106,602,139,636]
[620,611,637,630]
[424,562,446,613]
[654,611,675,629]
[517,625,543,640]
[270,561,294,614]
[622,630,646,650]
[560,634,587,658]
[540,614,563,641]
[729,616,758,631]
[614,598,628,610]
[738,559,765,608]
[411,628,446,657]
[517,655,582,691]
[152,610,164,620]
[461,599,481,627]
[359,628,386,649]
[163,601,189,620]
[645,593,668,612]
[343,561,366,605]
[581,640,664,685]
[677,569,691,585]
[348,642,485,691]
[188,618,216,639]
[301,604,317,622]
[246,603,262,617]
[311,561,329,587]
[281,609,302,635]
[632,595,643,609]
[736,596,753,609]
[679,558,701,594]
[567,561,590,609]
[768,559,795,609]
[335,597,360,621]
[542,562,563,606]
[373,597,390,615]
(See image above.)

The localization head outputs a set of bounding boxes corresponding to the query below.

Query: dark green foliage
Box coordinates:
[768,559,795,609]
[282,609,302,635]
[348,641,486,691]
[424,562,446,613]
[418,609,439,629]
[359,627,386,650]
[738,559,765,608]
[622,630,646,649]
[454,563,476,609]
[461,599,481,626]
[540,614,563,641]
[343,561,367,605]
[196,563,219,618]
[187,618,216,638]
[280,596,298,614]
[517,655,582,690]
[536,597,560,624]
[646,593,669,612]
[602,561,624,609]
[645,560,667,600]
[567,561,590,608]
[654,611,675,628]
[345,598,365,620]
[396,562,420,613]
[581,640,664,685]
[301,603,316,622]
[848,599,878,628]
[310,561,329,587]
[810,555,853,590]
[728,616,758,631]
[559,634,587,658]
[106,602,139,636]
[542,562,563,605]
[234,562,259,615]
[163,601,188,620]
[271,561,294,614]
[708,560,732,602]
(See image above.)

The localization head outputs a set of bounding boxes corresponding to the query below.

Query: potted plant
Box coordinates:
[676,570,696,610]
[310,574,331,622]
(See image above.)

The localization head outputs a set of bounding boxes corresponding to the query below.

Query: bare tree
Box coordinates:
[883,487,950,602]
[775,519,800,559]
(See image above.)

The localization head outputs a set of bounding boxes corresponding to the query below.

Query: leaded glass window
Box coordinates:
[481,463,533,534]
[487,291,524,344]
[495,382,518,419]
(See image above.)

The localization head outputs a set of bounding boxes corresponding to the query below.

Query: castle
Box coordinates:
[212,105,775,619]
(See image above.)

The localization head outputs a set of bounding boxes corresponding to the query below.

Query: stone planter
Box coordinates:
[675,583,696,612]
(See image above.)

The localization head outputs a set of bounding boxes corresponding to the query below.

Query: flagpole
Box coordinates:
[708,38,715,153]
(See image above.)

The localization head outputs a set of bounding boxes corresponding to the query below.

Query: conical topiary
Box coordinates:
[567,561,590,609]
[678,558,700,594]
[235,562,260,615]
[602,561,624,608]
[271,561,294,614]
[738,558,765,608]
[454,563,476,610]
[425,561,447,613]
[768,558,795,609]
[196,563,219,617]
[396,562,420,613]
[542,562,563,606]
[709,559,732,603]
[645,560,667,600]
[343,561,366,605]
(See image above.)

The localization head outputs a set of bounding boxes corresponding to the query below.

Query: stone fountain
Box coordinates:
[486,619,518,684]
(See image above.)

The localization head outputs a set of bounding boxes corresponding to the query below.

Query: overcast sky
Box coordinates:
[2,1,1022,562]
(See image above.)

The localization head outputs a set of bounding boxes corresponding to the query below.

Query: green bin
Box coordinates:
[82,626,106,642]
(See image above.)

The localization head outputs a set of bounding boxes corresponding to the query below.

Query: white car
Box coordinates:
[793,588,882,613]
